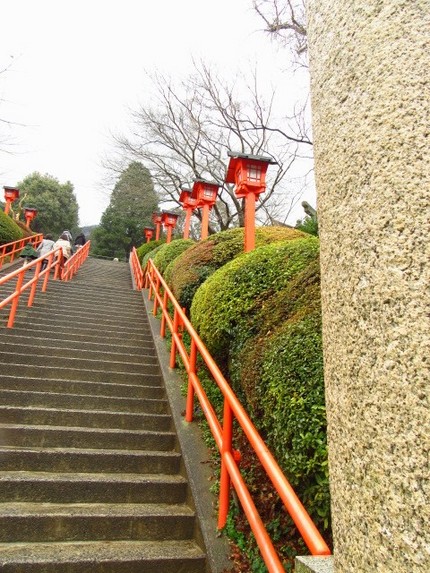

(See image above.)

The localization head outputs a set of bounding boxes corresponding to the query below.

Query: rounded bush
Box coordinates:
[170,226,306,311]
[137,239,165,266]
[236,259,329,530]
[152,238,195,276]
[190,237,319,366]
[0,211,25,244]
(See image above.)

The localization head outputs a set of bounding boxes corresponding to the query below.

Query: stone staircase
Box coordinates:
[0,258,207,572]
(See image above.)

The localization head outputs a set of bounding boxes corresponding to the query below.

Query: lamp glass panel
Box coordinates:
[203,187,215,199]
[247,165,262,182]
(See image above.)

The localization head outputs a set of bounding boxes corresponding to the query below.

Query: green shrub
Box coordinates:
[170,226,306,311]
[237,259,329,530]
[0,211,25,244]
[190,237,319,366]
[152,239,195,276]
[141,244,164,270]
[136,239,165,266]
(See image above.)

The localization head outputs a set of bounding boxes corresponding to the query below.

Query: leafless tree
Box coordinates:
[109,61,312,233]
[252,0,307,59]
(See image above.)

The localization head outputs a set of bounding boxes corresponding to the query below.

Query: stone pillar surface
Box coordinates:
[306,1,429,571]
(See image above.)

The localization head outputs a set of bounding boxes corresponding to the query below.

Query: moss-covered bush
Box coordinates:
[141,244,164,271]
[136,239,165,266]
[0,211,25,244]
[170,226,306,311]
[152,239,195,276]
[236,259,329,530]
[191,237,319,366]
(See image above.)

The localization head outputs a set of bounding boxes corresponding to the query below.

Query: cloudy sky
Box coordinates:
[0,0,313,227]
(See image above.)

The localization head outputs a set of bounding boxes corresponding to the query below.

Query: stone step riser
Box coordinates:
[0,512,195,543]
[0,343,157,364]
[1,364,162,385]
[0,335,156,354]
[0,426,175,451]
[0,544,206,573]
[0,407,172,432]
[0,327,154,344]
[0,480,187,504]
[0,391,168,414]
[0,449,181,475]
[15,310,150,330]
[0,377,164,399]
[0,354,159,374]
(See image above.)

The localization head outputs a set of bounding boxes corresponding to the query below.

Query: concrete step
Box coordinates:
[0,539,206,572]
[9,314,150,334]
[0,423,175,451]
[16,307,150,329]
[0,333,156,354]
[0,324,154,344]
[0,406,172,432]
[0,389,168,414]
[0,341,157,364]
[0,363,162,385]
[0,374,165,399]
[0,472,188,504]
[0,351,159,375]
[0,447,181,475]
[0,502,196,542]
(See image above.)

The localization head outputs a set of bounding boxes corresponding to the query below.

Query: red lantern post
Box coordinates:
[161,211,179,244]
[191,179,219,240]
[3,186,20,215]
[143,226,155,243]
[179,188,197,239]
[24,207,38,229]
[225,152,277,252]
[151,212,163,240]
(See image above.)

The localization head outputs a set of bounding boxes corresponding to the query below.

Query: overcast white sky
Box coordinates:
[0,0,314,227]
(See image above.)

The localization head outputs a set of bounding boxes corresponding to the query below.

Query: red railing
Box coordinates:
[62,242,91,281]
[0,242,90,327]
[0,234,43,269]
[129,247,331,571]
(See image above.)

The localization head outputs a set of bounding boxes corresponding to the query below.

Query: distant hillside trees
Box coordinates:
[16,172,79,238]
[91,161,159,260]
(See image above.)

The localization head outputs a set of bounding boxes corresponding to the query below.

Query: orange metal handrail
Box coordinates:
[62,242,91,281]
[131,253,331,571]
[130,247,144,290]
[0,234,43,269]
[0,242,90,328]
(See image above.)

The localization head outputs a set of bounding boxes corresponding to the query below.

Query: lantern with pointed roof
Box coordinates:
[161,211,179,244]
[3,186,20,215]
[191,179,220,240]
[151,212,163,240]
[179,188,198,239]
[225,151,277,252]
[143,226,155,243]
[24,206,38,229]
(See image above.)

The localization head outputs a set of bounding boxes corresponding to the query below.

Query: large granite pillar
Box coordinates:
[306,1,429,571]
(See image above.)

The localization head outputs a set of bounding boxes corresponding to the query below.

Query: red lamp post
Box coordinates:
[191,179,219,240]
[24,207,38,229]
[151,212,163,240]
[143,226,155,243]
[161,211,179,244]
[179,188,198,239]
[225,151,277,252]
[3,186,20,215]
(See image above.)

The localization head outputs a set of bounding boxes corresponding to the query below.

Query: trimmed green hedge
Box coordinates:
[170,226,306,311]
[0,211,25,244]
[191,237,319,366]
[152,239,195,276]
[190,237,329,531]
[136,239,165,266]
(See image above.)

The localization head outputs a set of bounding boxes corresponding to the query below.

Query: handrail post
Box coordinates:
[42,254,53,292]
[7,269,25,328]
[185,339,197,422]
[218,400,233,529]
[54,251,62,280]
[153,275,160,315]
[28,260,42,307]
[160,290,168,338]
[169,308,179,368]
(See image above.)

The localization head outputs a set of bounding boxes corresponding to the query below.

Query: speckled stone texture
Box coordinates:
[306,1,430,572]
